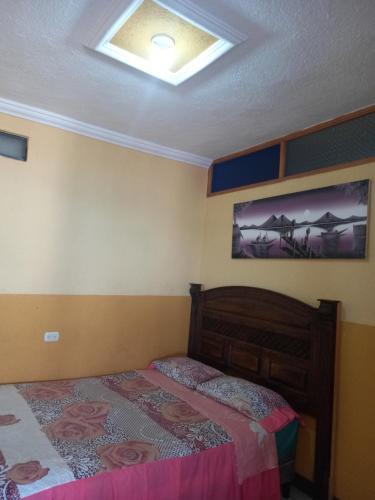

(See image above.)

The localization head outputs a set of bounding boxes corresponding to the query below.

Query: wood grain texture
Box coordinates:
[188,283,339,500]
[279,140,287,178]
[206,165,213,196]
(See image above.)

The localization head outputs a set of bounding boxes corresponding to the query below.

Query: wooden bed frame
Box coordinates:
[188,283,339,500]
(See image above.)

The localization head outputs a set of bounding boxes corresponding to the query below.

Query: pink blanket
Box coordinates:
[140,369,278,483]
[0,370,280,500]
[27,444,280,500]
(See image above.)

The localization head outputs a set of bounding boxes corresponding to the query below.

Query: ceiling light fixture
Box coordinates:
[151,33,175,50]
[88,0,248,85]
[150,33,175,70]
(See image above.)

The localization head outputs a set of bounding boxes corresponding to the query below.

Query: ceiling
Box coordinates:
[0,0,374,164]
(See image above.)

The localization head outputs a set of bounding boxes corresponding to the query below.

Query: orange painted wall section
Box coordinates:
[0,295,190,384]
[295,414,316,481]
[332,321,375,500]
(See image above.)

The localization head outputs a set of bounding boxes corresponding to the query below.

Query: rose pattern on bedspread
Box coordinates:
[63,401,112,423]
[97,441,160,471]
[43,416,107,441]
[0,451,20,500]
[19,381,75,401]
[0,416,20,427]
[119,377,156,393]
[6,462,49,486]
[0,450,49,500]
[160,401,206,423]
[3,371,230,498]
[103,372,230,453]
[42,400,112,441]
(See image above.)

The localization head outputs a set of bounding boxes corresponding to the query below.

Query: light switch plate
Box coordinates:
[44,331,60,342]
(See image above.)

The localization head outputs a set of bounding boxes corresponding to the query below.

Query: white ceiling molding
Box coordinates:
[0,97,212,168]
[85,0,248,85]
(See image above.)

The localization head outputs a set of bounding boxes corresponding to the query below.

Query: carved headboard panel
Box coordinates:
[188,284,339,500]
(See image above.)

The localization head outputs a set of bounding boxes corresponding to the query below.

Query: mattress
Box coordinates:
[0,369,281,500]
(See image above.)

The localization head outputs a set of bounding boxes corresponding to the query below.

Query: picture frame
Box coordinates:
[232,179,370,259]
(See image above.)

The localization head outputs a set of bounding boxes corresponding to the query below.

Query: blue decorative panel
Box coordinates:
[0,130,28,161]
[211,144,280,193]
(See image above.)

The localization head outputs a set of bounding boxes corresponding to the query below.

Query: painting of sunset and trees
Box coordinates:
[232,179,370,259]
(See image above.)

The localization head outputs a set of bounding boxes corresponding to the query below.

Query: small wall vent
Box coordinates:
[0,130,28,161]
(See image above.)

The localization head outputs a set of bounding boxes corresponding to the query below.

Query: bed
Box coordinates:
[0,284,339,500]
[188,284,339,500]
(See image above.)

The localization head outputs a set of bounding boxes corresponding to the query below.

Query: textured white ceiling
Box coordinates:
[0,0,374,160]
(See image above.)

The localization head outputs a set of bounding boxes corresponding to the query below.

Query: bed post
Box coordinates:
[313,299,339,500]
[188,283,202,357]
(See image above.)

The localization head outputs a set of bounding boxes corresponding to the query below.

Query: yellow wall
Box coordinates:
[201,163,375,500]
[0,113,207,296]
[0,112,206,381]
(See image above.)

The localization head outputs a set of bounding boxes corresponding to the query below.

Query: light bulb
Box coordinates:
[150,33,175,70]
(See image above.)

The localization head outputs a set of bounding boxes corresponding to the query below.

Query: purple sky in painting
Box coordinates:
[235,181,369,226]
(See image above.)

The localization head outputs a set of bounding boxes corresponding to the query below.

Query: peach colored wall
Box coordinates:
[0,112,207,384]
[200,162,375,500]
[0,113,207,296]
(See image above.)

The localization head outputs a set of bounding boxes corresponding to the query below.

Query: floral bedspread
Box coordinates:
[0,371,232,499]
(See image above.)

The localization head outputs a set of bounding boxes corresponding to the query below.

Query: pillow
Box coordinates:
[196,375,298,432]
[150,356,222,389]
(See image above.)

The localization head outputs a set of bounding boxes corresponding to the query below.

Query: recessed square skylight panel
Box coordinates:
[90,0,247,85]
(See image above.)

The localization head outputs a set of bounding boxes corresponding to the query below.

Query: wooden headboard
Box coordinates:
[188,283,339,500]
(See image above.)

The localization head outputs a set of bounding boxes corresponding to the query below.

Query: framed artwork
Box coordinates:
[232,179,370,259]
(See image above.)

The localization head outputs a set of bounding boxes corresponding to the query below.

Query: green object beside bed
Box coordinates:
[276,419,300,463]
